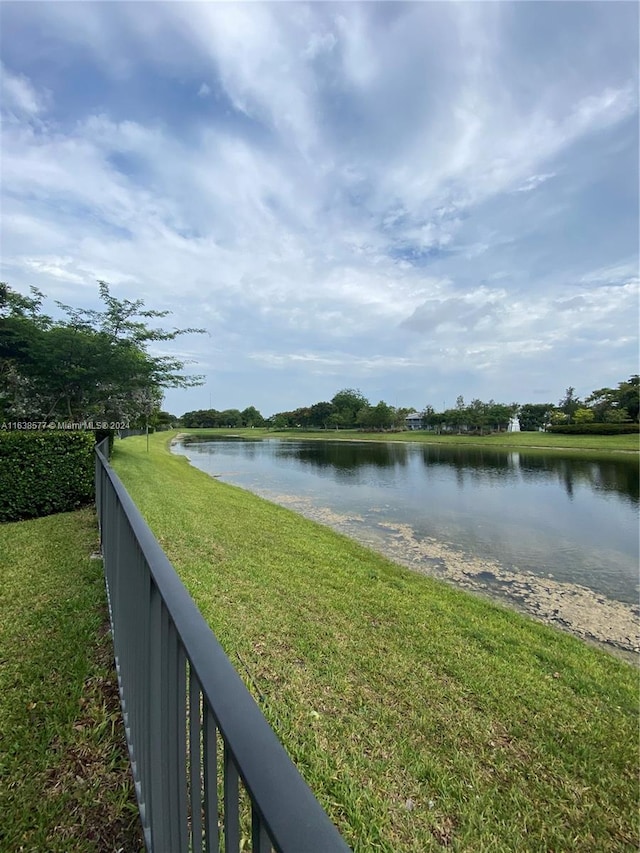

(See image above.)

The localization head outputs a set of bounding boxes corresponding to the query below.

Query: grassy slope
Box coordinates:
[113,433,639,853]
[0,508,143,853]
[181,426,639,456]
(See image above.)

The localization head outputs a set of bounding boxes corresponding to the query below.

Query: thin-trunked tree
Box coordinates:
[0,281,205,423]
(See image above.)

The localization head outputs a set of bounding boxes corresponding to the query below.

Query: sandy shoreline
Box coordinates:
[264,492,639,663]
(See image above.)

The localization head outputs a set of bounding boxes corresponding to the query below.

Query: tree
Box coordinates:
[1,286,53,418]
[369,400,394,430]
[355,405,374,429]
[291,407,312,427]
[574,407,595,424]
[485,402,514,432]
[151,410,178,429]
[308,401,335,428]
[271,413,289,430]
[0,282,205,423]
[585,387,618,422]
[182,409,220,428]
[558,387,581,423]
[616,375,639,422]
[422,405,439,431]
[467,399,488,433]
[583,376,637,423]
[327,411,347,430]
[550,409,570,425]
[518,403,554,432]
[602,408,631,423]
[331,388,370,428]
[240,406,264,427]
[442,407,464,432]
[220,409,243,427]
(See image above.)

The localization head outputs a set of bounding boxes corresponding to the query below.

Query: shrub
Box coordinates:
[0,431,95,522]
[547,423,639,435]
[94,428,115,456]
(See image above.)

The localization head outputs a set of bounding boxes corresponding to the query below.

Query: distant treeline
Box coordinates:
[180,377,639,433]
[181,405,266,429]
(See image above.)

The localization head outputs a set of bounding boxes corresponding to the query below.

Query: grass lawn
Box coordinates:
[112,432,639,852]
[180,426,639,456]
[0,508,144,853]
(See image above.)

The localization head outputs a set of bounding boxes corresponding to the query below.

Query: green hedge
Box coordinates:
[548,423,639,435]
[0,431,95,522]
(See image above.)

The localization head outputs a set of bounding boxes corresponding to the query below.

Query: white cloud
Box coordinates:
[335,9,379,89]
[303,31,337,60]
[380,79,637,229]
[22,256,86,284]
[170,3,321,156]
[248,350,428,375]
[579,261,639,287]
[0,2,637,413]
[1,63,48,115]
[514,173,556,193]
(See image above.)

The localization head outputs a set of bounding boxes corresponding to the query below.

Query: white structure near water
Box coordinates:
[507,415,521,432]
[405,412,425,430]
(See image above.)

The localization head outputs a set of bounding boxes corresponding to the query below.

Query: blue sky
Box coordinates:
[1,1,638,417]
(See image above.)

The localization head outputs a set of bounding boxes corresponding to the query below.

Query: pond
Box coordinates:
[172,437,639,655]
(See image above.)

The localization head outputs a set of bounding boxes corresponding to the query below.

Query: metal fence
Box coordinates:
[117,428,148,439]
[95,439,350,853]
[118,427,175,439]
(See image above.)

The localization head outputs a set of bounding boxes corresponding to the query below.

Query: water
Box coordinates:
[173,437,639,609]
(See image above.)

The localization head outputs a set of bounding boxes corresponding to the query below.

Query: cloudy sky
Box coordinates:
[1,1,638,417]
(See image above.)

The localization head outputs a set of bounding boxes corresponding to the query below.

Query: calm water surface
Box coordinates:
[173,438,639,607]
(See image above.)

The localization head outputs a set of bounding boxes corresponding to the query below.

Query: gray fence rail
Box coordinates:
[95,439,350,853]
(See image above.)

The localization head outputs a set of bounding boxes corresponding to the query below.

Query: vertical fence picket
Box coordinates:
[223,744,240,853]
[138,559,152,833]
[176,642,189,852]
[148,582,164,851]
[189,669,204,853]
[166,618,179,851]
[203,704,219,853]
[160,602,172,848]
[252,805,272,853]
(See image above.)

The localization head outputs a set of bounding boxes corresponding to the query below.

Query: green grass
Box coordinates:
[111,432,639,852]
[0,508,143,853]
[180,426,639,456]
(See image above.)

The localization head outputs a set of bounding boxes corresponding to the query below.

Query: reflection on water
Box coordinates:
[174,437,639,607]
[279,440,410,475]
[414,445,639,505]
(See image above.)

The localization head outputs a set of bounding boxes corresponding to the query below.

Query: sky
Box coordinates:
[1,1,638,418]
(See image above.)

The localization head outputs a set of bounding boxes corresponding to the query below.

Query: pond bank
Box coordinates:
[173,433,639,660]
[113,432,639,852]
[179,426,639,456]
[260,492,639,661]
